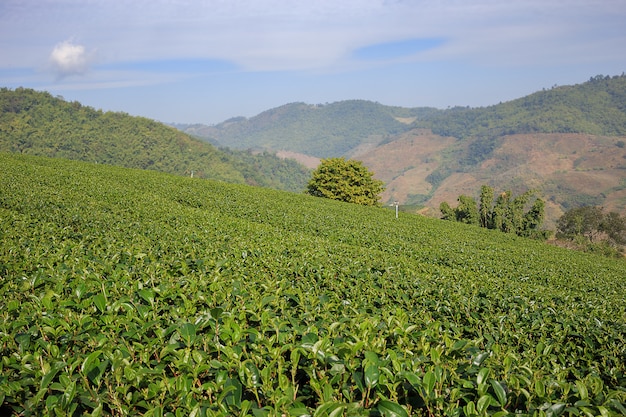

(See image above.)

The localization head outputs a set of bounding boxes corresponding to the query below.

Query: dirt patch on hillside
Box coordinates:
[275,150,320,169]
[359,129,456,203]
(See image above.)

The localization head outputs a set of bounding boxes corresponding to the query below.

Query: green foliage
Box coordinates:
[182,100,426,158]
[307,157,385,206]
[557,206,606,242]
[441,186,548,239]
[556,206,626,254]
[218,148,310,193]
[455,195,480,225]
[0,87,309,192]
[479,185,494,228]
[420,74,626,140]
[1,145,626,415]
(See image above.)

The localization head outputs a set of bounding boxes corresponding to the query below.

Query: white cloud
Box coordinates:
[49,40,93,78]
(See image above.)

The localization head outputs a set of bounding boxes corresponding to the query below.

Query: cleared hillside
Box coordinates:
[359,131,626,226]
[1,153,625,416]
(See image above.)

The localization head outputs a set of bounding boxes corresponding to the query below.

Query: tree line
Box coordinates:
[440,185,626,257]
[439,186,548,239]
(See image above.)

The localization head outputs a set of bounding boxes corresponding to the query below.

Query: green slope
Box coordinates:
[181,75,626,163]
[186,100,436,158]
[421,74,626,140]
[1,153,624,416]
[0,87,309,192]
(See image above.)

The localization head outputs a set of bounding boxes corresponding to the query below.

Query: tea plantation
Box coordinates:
[1,152,624,416]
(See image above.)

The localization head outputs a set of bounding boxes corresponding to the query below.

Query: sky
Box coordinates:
[1,0,625,124]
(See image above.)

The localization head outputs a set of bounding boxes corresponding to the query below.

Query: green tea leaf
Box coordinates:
[477,367,490,385]
[179,322,197,346]
[364,365,380,389]
[81,350,103,374]
[138,288,155,304]
[490,379,507,407]
[477,394,493,414]
[377,400,409,417]
[40,362,64,390]
[575,380,588,401]
[423,371,436,396]
[403,372,421,388]
[609,399,626,415]
[313,402,346,417]
[546,403,566,417]
[473,352,490,366]
[92,293,106,313]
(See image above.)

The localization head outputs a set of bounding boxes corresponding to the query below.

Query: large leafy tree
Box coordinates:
[307,157,385,206]
[557,206,626,245]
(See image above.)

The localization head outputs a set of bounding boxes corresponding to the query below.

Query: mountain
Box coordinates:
[179,100,438,158]
[0,87,310,192]
[180,75,626,226]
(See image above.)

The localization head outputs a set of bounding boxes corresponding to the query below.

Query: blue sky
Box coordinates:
[1,0,625,124]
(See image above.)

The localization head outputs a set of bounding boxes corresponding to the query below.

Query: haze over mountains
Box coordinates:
[178,74,626,226]
[2,74,625,228]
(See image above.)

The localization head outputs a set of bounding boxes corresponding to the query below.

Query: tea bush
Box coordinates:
[1,153,625,416]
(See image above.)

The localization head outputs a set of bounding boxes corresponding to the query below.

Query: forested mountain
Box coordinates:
[181,75,626,158]
[180,100,437,158]
[180,75,626,225]
[0,88,309,192]
[425,74,626,139]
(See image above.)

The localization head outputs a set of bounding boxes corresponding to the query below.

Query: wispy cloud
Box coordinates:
[3,0,625,73]
[1,0,624,123]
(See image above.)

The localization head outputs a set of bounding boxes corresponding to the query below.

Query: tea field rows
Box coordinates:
[1,153,625,416]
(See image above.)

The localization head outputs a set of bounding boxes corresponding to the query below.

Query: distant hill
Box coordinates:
[179,100,438,158]
[419,74,626,140]
[0,87,310,192]
[179,75,626,225]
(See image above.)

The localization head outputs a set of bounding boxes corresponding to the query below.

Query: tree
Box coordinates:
[492,191,512,233]
[557,206,626,245]
[455,195,480,225]
[522,198,546,238]
[307,157,385,206]
[600,211,626,245]
[439,201,455,221]
[479,185,494,228]
[556,206,605,242]
[440,186,546,239]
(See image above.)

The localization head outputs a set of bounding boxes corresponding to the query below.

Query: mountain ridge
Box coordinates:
[178,74,626,225]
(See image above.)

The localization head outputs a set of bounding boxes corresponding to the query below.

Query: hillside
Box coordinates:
[179,100,437,158]
[419,74,626,140]
[360,131,626,227]
[180,75,626,223]
[0,87,310,192]
[1,153,624,416]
